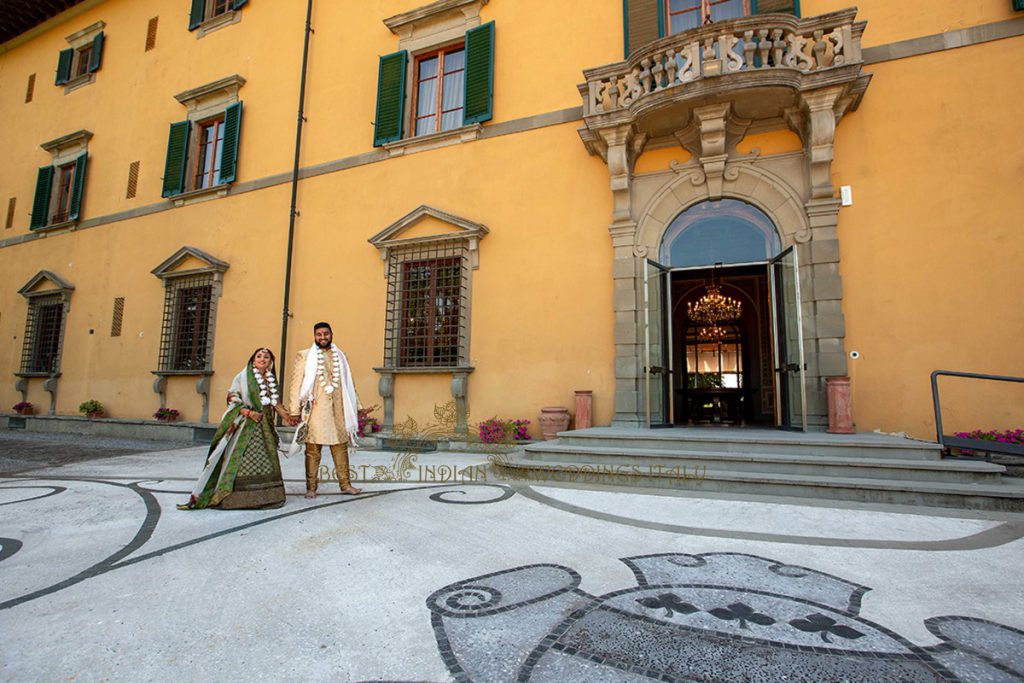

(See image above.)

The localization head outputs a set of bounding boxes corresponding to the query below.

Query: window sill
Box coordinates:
[32,219,78,234]
[383,123,482,158]
[15,372,62,379]
[374,366,475,375]
[151,370,214,377]
[170,183,231,207]
[63,72,95,95]
[197,10,241,38]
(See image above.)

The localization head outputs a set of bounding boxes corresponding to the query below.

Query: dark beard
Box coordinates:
[316,339,331,348]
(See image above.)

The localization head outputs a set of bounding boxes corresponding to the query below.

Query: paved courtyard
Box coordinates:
[2,431,1024,682]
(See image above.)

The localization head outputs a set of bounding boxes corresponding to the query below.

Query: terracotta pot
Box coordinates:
[826,376,855,434]
[87,411,103,419]
[14,408,34,416]
[574,391,593,430]
[539,407,571,440]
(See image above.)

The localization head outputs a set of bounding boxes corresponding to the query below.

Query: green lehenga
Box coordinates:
[182,364,286,510]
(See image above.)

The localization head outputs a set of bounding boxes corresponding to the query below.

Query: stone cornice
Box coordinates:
[40,129,93,154]
[174,75,247,106]
[383,0,488,34]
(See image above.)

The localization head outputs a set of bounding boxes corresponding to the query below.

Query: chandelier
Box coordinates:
[687,268,742,325]
[698,324,729,342]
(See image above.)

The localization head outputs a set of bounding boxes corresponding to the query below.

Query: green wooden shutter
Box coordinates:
[219,102,243,184]
[624,0,663,58]
[752,0,801,16]
[1014,0,1024,11]
[55,49,73,85]
[232,0,249,9]
[463,22,495,125]
[162,121,191,197]
[189,0,205,30]
[30,166,54,229]
[68,154,88,222]
[88,32,104,73]
[374,51,408,146]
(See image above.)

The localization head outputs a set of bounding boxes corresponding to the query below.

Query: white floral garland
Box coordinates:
[253,368,279,406]
[316,347,341,395]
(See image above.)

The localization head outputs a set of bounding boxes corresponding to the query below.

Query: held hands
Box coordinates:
[286,415,301,427]
[243,408,263,422]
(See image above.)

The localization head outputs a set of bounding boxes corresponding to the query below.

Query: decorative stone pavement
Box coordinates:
[1,433,1023,681]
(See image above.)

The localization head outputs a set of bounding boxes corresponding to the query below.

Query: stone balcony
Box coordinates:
[578,8,870,155]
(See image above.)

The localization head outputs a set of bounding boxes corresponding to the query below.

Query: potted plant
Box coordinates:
[358,405,382,436]
[79,399,104,419]
[153,408,180,422]
[12,401,34,416]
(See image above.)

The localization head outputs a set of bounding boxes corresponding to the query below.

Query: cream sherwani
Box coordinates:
[289,348,347,445]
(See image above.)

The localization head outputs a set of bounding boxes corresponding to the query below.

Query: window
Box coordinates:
[74,44,94,78]
[624,0,798,56]
[55,24,104,87]
[161,278,214,372]
[16,272,74,378]
[386,246,469,369]
[413,46,466,137]
[189,0,248,32]
[51,163,76,224]
[192,116,225,190]
[22,295,65,375]
[163,76,245,198]
[152,246,229,376]
[31,130,91,230]
[399,257,463,366]
[374,10,494,147]
[667,0,744,33]
[371,205,488,371]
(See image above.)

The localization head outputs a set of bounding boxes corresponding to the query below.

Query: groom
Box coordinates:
[288,322,362,498]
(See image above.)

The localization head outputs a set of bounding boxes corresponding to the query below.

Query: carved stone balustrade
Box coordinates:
[578,9,869,156]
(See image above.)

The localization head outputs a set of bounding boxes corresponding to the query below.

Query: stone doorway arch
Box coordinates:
[613,161,847,430]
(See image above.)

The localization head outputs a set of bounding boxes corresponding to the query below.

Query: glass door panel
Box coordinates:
[769,247,807,430]
[644,260,672,427]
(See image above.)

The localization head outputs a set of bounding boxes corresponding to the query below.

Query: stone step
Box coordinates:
[555,428,942,461]
[494,457,1024,512]
[519,443,1004,484]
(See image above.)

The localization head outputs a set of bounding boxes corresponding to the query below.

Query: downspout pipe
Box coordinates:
[278,0,314,415]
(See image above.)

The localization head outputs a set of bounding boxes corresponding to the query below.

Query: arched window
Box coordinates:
[659,199,781,267]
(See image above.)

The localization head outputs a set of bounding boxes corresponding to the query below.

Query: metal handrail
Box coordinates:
[931,370,1024,457]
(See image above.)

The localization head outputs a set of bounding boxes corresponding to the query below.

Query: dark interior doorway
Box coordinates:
[670,264,774,426]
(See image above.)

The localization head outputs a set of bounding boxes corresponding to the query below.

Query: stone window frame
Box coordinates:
[382,0,489,155]
[35,129,92,232]
[369,205,488,373]
[151,246,229,378]
[15,271,75,379]
[59,21,104,94]
[169,75,246,206]
[191,0,246,39]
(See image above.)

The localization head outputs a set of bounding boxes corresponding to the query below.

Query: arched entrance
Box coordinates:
[643,199,806,429]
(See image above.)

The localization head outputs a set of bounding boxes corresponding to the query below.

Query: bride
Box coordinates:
[180,348,291,510]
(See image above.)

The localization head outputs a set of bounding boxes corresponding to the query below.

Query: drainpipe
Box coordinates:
[278,0,314,418]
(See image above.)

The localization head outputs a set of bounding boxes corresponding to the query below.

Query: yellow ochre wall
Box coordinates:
[0,0,1021,440]
[833,36,1024,437]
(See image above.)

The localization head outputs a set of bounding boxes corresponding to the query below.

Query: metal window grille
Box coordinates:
[126,161,140,199]
[110,297,125,337]
[20,295,64,374]
[158,276,213,372]
[384,242,469,368]
[145,17,158,51]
